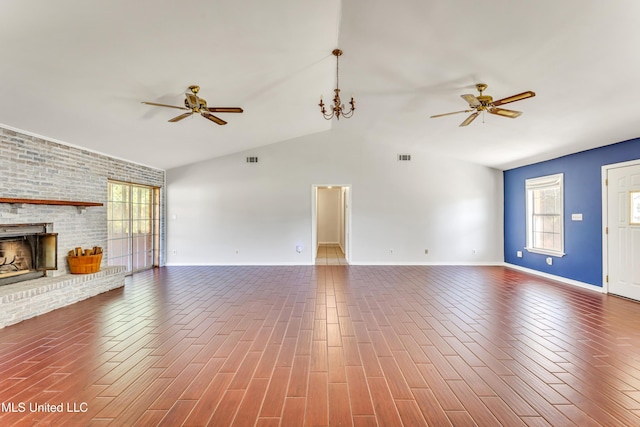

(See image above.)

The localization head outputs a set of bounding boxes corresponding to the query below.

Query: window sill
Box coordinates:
[525,247,565,258]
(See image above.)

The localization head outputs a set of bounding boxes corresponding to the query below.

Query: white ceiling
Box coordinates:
[2,0,639,171]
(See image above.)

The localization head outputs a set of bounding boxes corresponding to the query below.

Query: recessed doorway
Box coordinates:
[312,185,350,265]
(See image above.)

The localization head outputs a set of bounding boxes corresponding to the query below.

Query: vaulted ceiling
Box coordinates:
[2,1,639,170]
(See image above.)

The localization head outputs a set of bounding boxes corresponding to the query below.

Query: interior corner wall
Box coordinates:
[166,129,504,265]
[503,137,640,286]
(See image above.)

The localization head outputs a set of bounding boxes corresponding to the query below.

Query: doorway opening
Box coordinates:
[312,185,350,265]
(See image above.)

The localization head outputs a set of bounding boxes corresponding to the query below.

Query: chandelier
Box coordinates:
[319,49,355,120]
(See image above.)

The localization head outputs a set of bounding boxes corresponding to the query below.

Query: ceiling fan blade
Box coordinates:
[461,94,481,108]
[207,107,244,113]
[185,93,199,109]
[202,112,227,125]
[430,109,473,118]
[492,91,535,106]
[168,112,193,122]
[459,112,479,127]
[489,107,522,118]
[141,101,189,111]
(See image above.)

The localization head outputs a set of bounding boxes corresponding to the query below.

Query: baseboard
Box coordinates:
[164,262,315,267]
[344,261,504,266]
[503,263,604,293]
[166,261,505,267]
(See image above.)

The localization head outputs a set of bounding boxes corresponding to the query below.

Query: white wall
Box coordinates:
[166,129,504,265]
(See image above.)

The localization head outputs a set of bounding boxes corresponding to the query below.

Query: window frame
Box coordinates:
[525,173,565,257]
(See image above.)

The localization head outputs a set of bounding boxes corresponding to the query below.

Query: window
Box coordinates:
[107,181,160,272]
[525,173,564,257]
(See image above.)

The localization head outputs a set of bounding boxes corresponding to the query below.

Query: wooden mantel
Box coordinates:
[0,198,103,213]
[0,197,103,207]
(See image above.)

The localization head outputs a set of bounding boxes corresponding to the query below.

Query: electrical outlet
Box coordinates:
[390,249,393,254]
[472,249,476,255]
[172,249,177,255]
[424,249,429,255]
[235,249,239,254]
[546,257,553,265]
[517,251,523,258]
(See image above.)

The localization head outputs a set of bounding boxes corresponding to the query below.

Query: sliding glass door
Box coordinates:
[107,181,159,272]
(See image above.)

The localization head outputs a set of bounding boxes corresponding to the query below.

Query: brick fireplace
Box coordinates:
[0,125,166,328]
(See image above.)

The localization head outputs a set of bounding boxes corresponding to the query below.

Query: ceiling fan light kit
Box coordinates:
[319,49,355,120]
[431,83,535,127]
[141,85,243,126]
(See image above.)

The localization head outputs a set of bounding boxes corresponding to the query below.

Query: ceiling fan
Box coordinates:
[431,83,535,127]
[141,85,243,125]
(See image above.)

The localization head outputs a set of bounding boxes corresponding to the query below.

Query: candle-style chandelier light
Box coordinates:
[319,49,355,120]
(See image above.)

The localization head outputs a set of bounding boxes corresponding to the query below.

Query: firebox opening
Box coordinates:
[0,224,58,286]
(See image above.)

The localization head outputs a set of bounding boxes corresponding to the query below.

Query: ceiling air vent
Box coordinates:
[246,156,259,163]
[397,154,411,161]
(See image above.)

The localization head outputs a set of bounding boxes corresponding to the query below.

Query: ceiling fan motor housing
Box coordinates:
[477,95,493,109]
[476,84,492,109]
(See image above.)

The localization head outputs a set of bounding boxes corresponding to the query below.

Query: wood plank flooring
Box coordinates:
[315,244,347,265]
[1,265,640,426]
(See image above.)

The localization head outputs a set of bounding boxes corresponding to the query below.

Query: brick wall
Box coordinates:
[0,266,127,328]
[0,126,166,275]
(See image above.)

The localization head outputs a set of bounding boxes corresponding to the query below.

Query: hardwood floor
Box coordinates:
[1,265,640,426]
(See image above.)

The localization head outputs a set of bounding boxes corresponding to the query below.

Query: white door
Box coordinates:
[607,163,640,300]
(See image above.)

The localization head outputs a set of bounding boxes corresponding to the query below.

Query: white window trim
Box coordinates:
[525,173,565,257]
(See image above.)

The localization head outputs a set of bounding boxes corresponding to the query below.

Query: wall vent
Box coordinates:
[397,154,411,161]
[246,156,259,163]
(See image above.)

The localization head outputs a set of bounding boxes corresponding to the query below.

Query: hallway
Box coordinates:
[315,243,347,265]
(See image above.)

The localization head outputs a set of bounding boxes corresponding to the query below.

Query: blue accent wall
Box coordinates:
[504,137,640,286]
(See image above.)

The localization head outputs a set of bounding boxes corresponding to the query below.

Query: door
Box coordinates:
[107,181,160,273]
[607,162,640,300]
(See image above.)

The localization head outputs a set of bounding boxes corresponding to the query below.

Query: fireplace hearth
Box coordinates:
[0,224,57,286]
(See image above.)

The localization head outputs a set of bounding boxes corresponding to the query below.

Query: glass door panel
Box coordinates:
[108,181,158,273]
